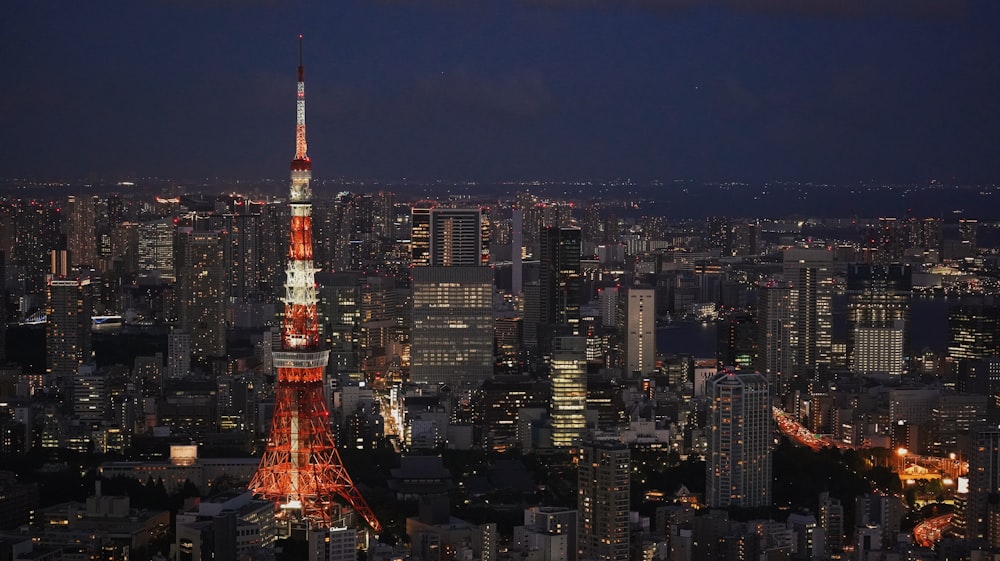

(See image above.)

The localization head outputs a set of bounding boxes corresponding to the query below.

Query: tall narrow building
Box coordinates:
[782,247,835,375]
[540,227,581,325]
[624,288,655,377]
[66,195,97,268]
[0,251,6,365]
[578,441,630,561]
[754,280,794,395]
[45,276,93,387]
[250,37,380,534]
[539,226,582,352]
[550,335,587,448]
[706,370,772,509]
[175,227,226,360]
[965,423,1000,544]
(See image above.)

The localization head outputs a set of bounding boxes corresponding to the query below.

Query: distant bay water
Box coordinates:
[656,294,955,360]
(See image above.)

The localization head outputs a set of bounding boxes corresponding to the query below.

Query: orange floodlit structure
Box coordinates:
[249,36,382,534]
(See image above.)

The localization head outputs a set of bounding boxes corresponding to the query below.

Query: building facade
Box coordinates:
[624,288,655,377]
[578,441,630,561]
[410,266,494,387]
[706,370,772,509]
[550,336,587,449]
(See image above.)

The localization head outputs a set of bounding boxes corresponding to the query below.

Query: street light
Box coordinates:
[897,447,908,472]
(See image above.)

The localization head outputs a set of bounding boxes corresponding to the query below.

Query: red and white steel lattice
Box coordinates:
[249,36,382,534]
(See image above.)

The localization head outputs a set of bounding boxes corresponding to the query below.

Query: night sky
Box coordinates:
[3,0,999,183]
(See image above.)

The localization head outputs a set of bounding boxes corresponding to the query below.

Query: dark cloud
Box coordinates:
[517,0,967,19]
[724,0,967,19]
[414,69,552,119]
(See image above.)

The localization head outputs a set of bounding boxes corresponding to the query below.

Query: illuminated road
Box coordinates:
[913,513,953,547]
[773,407,855,451]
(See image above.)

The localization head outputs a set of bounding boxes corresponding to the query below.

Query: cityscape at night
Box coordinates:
[2,1,1000,561]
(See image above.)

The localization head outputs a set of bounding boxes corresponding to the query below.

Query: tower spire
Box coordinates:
[298,34,304,82]
[251,36,382,536]
[291,35,310,192]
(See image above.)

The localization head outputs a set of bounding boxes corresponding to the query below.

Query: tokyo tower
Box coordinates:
[250,36,382,534]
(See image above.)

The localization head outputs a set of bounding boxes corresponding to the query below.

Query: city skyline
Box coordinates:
[3,0,1000,183]
[4,3,1000,558]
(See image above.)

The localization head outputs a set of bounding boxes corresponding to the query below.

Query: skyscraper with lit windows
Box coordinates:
[411,205,490,267]
[578,441,630,561]
[966,423,1000,544]
[755,280,793,395]
[46,276,93,387]
[410,266,493,387]
[539,227,581,328]
[550,335,586,448]
[176,227,226,359]
[66,195,97,268]
[624,288,655,377]
[706,370,771,509]
[948,298,1000,362]
[847,264,911,376]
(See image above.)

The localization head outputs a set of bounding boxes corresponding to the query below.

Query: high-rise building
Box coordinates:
[0,251,6,364]
[624,288,655,377]
[137,219,175,275]
[45,276,93,387]
[847,264,911,376]
[854,493,905,551]
[907,217,942,253]
[10,200,62,294]
[477,376,549,452]
[539,227,582,331]
[411,206,490,267]
[410,203,434,267]
[717,309,755,370]
[706,370,771,509]
[550,336,586,448]
[222,213,262,302]
[430,208,489,267]
[754,280,794,395]
[259,202,289,293]
[73,364,107,423]
[948,299,1000,362]
[175,228,226,359]
[578,441,630,561]
[818,491,844,555]
[959,218,979,254]
[598,286,619,328]
[927,393,988,457]
[783,248,835,374]
[410,266,494,387]
[66,195,97,268]
[727,220,760,257]
[166,328,192,379]
[966,423,1000,543]
[875,217,905,263]
[852,321,905,376]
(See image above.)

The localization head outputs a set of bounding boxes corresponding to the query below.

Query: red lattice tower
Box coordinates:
[249,36,382,534]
